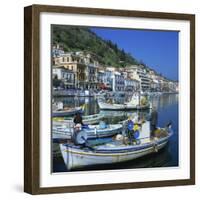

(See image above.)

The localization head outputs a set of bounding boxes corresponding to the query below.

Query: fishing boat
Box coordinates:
[98,95,151,110]
[94,90,106,97]
[59,122,173,170]
[52,102,84,117]
[99,110,128,117]
[53,123,123,140]
[52,107,83,117]
[53,113,104,125]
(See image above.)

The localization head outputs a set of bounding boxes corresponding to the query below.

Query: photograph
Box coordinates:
[51,25,179,172]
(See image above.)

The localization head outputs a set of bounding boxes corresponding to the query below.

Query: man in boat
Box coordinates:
[150,106,158,137]
[73,112,84,135]
[73,113,85,145]
[73,112,84,125]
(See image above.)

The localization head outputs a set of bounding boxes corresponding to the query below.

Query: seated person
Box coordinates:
[73,112,84,125]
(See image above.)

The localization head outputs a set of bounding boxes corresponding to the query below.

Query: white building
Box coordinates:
[124,78,140,92]
[52,66,75,89]
[112,71,125,92]
[52,44,65,57]
[53,51,100,89]
[125,65,151,92]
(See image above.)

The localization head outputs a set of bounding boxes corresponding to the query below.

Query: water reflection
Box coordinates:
[151,93,178,110]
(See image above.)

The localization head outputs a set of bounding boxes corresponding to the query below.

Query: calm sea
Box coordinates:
[52,93,178,172]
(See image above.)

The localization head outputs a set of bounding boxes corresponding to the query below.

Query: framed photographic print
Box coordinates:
[24,4,195,194]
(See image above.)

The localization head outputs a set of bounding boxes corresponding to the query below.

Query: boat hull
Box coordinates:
[53,114,104,125]
[60,133,172,170]
[52,107,83,117]
[98,101,150,110]
[53,124,123,140]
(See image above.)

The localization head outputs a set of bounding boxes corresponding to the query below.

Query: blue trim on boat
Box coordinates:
[63,133,172,154]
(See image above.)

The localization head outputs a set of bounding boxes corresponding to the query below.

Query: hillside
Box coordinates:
[52,25,140,67]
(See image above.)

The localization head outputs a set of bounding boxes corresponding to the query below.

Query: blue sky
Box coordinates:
[90,28,179,81]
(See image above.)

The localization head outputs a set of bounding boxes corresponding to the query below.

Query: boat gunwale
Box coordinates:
[62,132,172,154]
[62,141,168,157]
[53,124,123,132]
[98,99,151,110]
[98,102,151,110]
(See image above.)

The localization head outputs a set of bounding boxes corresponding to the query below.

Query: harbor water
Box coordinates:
[52,93,179,172]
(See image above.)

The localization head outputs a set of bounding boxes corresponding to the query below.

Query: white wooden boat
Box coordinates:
[98,95,151,110]
[53,113,104,125]
[52,101,84,117]
[59,122,173,170]
[95,90,106,97]
[53,123,123,140]
[52,107,83,117]
[98,101,150,110]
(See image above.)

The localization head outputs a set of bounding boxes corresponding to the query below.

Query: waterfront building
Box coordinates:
[150,79,160,92]
[52,44,65,57]
[124,78,135,91]
[124,78,140,92]
[168,81,178,92]
[97,70,106,83]
[159,78,170,92]
[53,52,85,88]
[174,82,179,92]
[52,51,99,89]
[148,70,157,91]
[75,51,99,89]
[112,71,125,92]
[52,48,178,93]
[85,63,98,89]
[97,70,106,90]
[125,65,151,92]
[82,52,99,90]
[97,69,113,90]
[105,70,113,90]
[52,66,75,89]
[137,67,151,92]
